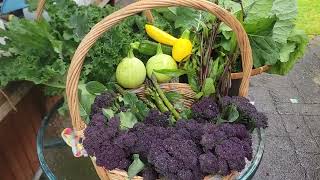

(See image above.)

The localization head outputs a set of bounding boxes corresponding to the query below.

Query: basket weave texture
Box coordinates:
[36,0,254,179]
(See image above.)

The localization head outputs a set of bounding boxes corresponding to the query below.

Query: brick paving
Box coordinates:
[251,37,320,180]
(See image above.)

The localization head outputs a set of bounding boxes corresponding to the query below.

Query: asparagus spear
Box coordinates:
[150,74,180,120]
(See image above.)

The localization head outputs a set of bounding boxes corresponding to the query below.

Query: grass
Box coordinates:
[296,0,320,36]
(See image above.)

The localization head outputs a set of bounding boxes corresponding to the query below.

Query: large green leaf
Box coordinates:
[272,20,295,44]
[244,0,273,23]
[243,0,275,34]
[279,42,296,63]
[271,0,297,20]
[269,29,308,75]
[249,35,280,67]
[270,0,297,43]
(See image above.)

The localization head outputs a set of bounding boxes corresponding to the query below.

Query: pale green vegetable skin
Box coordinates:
[146,44,177,83]
[116,49,146,88]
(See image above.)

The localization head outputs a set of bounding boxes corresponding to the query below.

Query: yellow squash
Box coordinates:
[145,24,177,46]
[172,30,193,62]
[145,25,193,62]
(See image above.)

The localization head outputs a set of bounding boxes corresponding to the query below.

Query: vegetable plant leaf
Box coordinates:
[272,20,294,44]
[270,0,297,43]
[271,0,297,21]
[102,108,114,120]
[245,0,273,23]
[128,154,145,179]
[86,81,107,95]
[279,42,296,63]
[154,69,187,78]
[243,0,275,34]
[69,14,90,41]
[180,109,192,119]
[174,8,201,29]
[119,112,138,130]
[165,92,182,103]
[249,35,280,67]
[78,84,96,123]
[217,104,239,124]
[123,92,149,121]
[269,29,308,75]
[202,78,215,97]
[225,104,239,122]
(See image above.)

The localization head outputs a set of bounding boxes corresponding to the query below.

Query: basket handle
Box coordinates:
[35,0,46,21]
[64,0,252,130]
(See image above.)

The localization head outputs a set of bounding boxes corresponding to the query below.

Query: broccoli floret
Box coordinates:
[191,97,220,122]
[221,96,268,129]
[199,152,219,174]
[175,120,205,142]
[142,166,158,180]
[144,109,170,127]
[199,123,253,175]
[90,91,116,117]
[83,115,131,170]
[113,131,138,150]
[95,142,129,170]
[147,132,203,180]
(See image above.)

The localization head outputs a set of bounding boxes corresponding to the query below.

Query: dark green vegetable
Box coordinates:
[131,40,172,56]
[150,74,180,120]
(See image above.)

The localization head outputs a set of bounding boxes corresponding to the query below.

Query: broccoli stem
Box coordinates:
[115,84,127,95]
[147,88,169,112]
[150,74,180,121]
[141,97,157,109]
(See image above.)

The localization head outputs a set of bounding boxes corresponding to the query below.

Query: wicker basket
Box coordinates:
[36,0,253,179]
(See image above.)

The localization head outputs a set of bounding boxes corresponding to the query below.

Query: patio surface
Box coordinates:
[251,37,320,180]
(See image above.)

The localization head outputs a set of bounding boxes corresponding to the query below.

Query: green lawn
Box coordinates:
[296,0,320,35]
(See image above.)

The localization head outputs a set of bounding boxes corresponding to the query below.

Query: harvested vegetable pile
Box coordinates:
[83,91,267,180]
[0,0,292,179]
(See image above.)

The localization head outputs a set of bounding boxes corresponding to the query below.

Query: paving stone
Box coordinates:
[315,136,320,148]
[276,103,320,116]
[268,87,302,103]
[248,87,277,113]
[281,115,319,153]
[250,73,294,88]
[304,116,320,137]
[252,136,306,180]
[296,151,320,180]
[264,113,287,137]
[289,134,320,153]
[288,50,320,104]
[275,103,298,115]
[280,115,309,134]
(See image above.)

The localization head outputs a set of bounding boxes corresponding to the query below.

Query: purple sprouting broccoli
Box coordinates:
[199,152,219,174]
[147,131,204,180]
[95,142,130,170]
[113,131,138,151]
[90,91,116,117]
[221,96,268,129]
[144,109,170,127]
[199,123,253,175]
[129,123,173,159]
[215,137,247,172]
[175,120,205,143]
[83,116,132,170]
[191,97,220,123]
[142,166,158,180]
